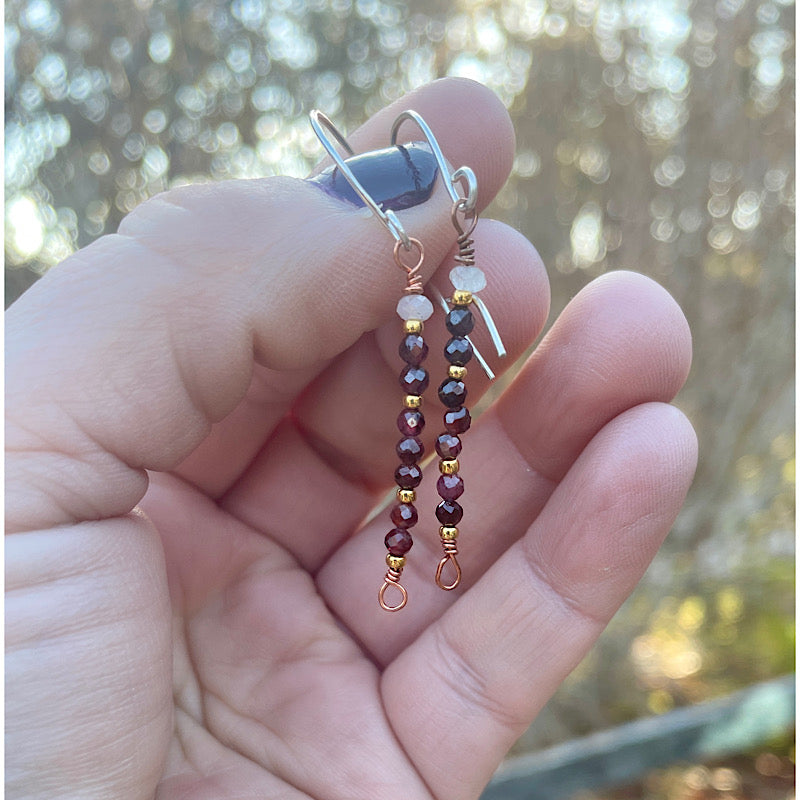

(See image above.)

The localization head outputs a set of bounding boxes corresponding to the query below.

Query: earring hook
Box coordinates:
[309,109,412,250]
[391,112,507,367]
[390,110,479,214]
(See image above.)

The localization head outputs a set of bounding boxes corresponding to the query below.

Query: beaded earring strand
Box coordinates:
[385,247,434,611]
[390,111,507,592]
[432,198,507,590]
[309,110,429,612]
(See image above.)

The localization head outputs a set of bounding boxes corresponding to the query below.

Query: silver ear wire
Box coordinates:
[390,110,478,214]
[309,109,412,250]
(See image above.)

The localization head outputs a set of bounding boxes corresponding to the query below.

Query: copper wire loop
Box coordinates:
[379,568,408,611]
[394,237,425,294]
[435,540,462,591]
[451,200,478,274]
[451,199,478,239]
[454,227,476,269]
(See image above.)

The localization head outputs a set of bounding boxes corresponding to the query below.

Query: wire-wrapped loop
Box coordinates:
[394,237,425,294]
[379,568,409,611]
[435,540,462,591]
[453,202,477,270]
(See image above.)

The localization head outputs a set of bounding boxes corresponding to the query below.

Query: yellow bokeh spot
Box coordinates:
[731,250,761,286]
[716,587,744,623]
[782,458,795,485]
[647,689,675,714]
[703,252,728,278]
[735,454,763,486]
[664,648,702,679]
[771,433,794,460]
[678,596,706,632]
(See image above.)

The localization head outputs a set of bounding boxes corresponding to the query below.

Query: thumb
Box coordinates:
[6,78,515,532]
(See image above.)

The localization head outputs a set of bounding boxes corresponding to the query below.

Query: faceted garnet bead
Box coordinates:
[397,409,425,437]
[399,365,429,394]
[436,499,463,525]
[390,503,418,528]
[444,336,473,366]
[399,333,428,366]
[385,528,414,556]
[437,473,464,500]
[439,378,467,408]
[435,433,462,459]
[396,436,424,464]
[446,307,474,336]
[444,406,471,434]
[395,463,423,488]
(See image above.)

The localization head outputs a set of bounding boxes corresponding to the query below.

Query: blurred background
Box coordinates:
[5,0,794,796]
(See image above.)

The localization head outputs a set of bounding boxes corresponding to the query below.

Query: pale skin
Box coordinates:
[6,79,697,800]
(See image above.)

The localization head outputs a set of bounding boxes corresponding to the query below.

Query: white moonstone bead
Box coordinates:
[449,266,487,293]
[396,293,434,321]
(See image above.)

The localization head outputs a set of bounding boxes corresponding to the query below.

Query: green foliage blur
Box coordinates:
[581,753,795,799]
[5,0,794,756]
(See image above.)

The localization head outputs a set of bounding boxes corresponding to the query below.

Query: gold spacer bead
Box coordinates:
[440,458,460,475]
[386,554,406,570]
[448,365,467,380]
[452,289,473,306]
[404,319,423,334]
[404,394,422,409]
[440,525,459,540]
[397,488,416,503]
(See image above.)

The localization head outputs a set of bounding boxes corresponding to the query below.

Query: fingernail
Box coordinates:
[309,142,439,211]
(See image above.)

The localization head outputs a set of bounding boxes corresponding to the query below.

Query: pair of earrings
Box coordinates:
[310,109,505,612]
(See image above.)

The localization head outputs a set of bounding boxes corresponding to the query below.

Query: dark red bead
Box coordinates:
[397,409,425,437]
[399,365,429,394]
[435,433,462,459]
[385,528,414,556]
[396,436,424,464]
[446,307,474,336]
[437,473,464,500]
[395,463,422,488]
[390,502,418,528]
[444,337,473,366]
[436,499,463,525]
[444,406,471,434]
[439,378,467,408]
[399,334,428,366]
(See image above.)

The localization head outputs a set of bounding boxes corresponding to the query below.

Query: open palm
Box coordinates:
[6,79,696,800]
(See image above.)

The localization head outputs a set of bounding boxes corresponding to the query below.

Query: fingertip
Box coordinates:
[658,401,699,485]
[608,401,698,493]
[595,401,699,569]
[582,270,692,387]
[348,78,516,211]
[549,270,693,402]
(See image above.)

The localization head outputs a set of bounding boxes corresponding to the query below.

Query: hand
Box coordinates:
[6,78,696,800]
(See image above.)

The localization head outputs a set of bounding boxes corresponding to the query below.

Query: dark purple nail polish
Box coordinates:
[309,141,438,211]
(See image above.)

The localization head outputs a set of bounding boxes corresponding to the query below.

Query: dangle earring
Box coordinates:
[309,110,432,612]
[391,111,507,591]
